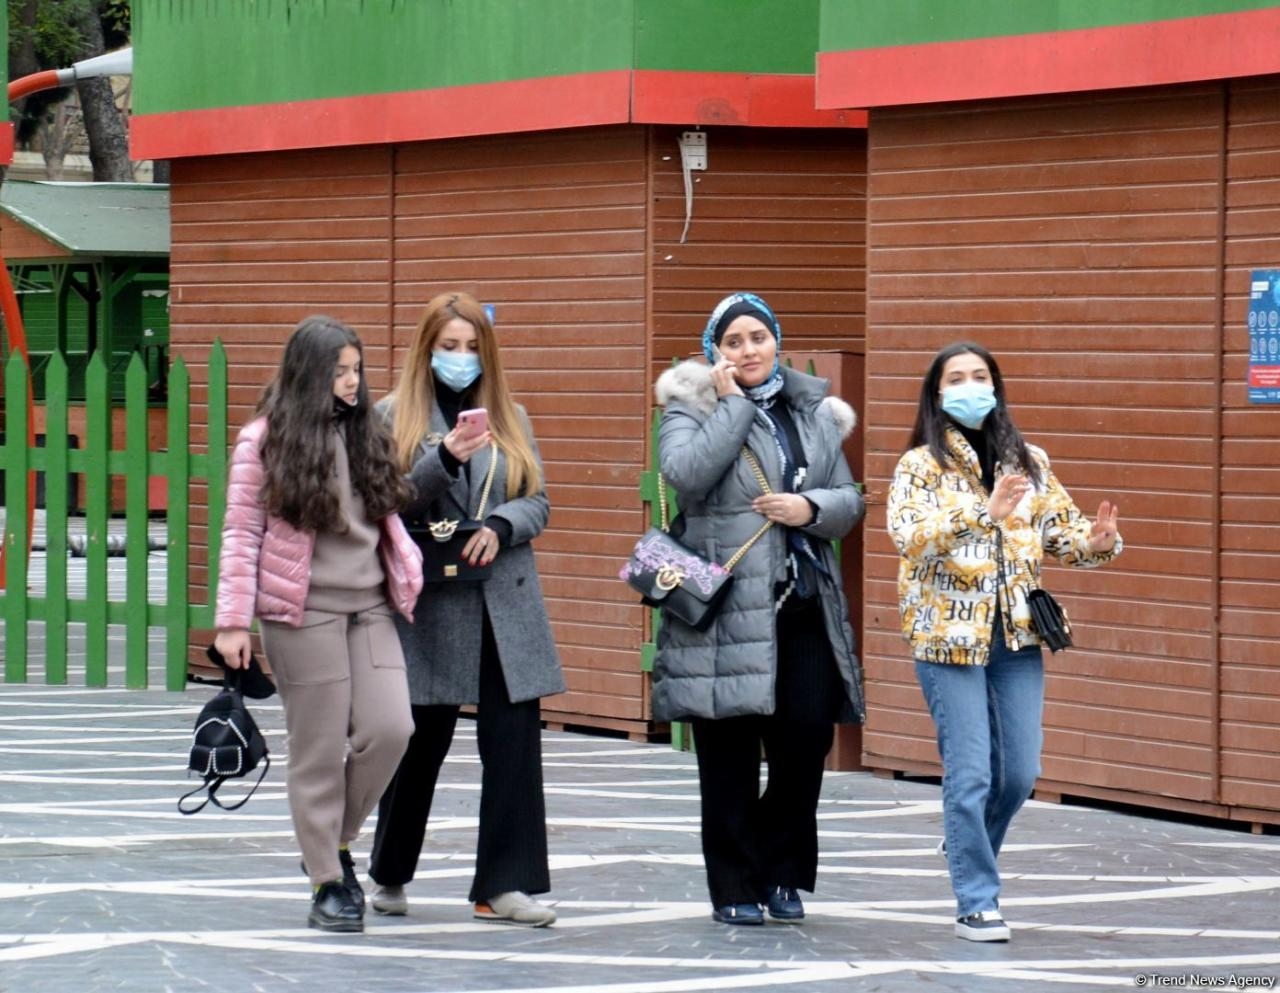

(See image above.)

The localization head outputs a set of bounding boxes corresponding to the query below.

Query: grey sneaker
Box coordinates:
[955,909,1011,942]
[474,890,556,927]
[370,884,408,916]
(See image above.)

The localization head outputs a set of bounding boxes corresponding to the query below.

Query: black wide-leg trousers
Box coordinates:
[369,614,551,902]
[689,596,841,908]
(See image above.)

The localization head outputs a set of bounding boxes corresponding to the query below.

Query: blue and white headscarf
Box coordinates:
[703,292,784,403]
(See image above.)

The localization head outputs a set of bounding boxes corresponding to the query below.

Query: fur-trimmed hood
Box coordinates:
[655,360,856,439]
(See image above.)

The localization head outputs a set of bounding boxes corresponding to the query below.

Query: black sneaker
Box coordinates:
[309,880,364,933]
[955,909,1011,942]
[338,848,366,913]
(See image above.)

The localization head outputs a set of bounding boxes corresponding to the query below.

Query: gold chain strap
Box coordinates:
[474,442,499,521]
[656,447,774,574]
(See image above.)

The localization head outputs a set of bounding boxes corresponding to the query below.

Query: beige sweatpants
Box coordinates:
[260,604,413,887]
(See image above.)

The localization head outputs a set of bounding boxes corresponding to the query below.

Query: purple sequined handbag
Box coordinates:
[620,448,772,631]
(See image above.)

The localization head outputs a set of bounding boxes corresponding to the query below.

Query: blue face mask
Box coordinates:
[431,350,482,392]
[941,380,997,429]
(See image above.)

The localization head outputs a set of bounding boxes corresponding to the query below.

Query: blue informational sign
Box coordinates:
[1247,270,1280,404]
[483,304,496,325]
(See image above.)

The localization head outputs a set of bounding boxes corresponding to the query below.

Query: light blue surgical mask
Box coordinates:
[431,350,482,392]
[941,380,997,429]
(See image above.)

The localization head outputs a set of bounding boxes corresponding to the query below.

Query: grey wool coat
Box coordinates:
[378,397,564,706]
[651,361,866,725]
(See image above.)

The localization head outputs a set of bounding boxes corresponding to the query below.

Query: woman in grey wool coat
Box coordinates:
[652,292,866,926]
[367,291,564,927]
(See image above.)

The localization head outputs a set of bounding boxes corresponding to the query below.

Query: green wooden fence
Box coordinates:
[0,343,228,691]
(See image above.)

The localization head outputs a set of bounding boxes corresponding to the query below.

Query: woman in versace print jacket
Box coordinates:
[888,342,1122,944]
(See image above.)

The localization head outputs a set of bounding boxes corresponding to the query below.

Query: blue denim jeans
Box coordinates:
[915,630,1044,918]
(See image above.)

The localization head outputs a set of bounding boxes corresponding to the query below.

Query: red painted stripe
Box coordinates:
[817,7,1280,109]
[632,71,865,128]
[0,123,13,166]
[131,71,633,160]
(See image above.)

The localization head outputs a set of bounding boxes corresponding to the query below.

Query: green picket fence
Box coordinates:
[0,344,228,691]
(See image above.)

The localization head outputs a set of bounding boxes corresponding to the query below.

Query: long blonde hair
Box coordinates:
[390,292,540,499]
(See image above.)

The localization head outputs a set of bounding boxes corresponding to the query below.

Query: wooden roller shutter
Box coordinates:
[1220,76,1280,820]
[169,147,395,610]
[650,125,867,374]
[393,127,649,732]
[864,85,1228,811]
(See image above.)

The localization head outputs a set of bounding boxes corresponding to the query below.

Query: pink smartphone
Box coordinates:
[457,408,489,437]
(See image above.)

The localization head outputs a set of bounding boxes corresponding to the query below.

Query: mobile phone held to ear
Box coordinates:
[457,408,489,437]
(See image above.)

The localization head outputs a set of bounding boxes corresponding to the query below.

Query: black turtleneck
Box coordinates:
[432,374,512,547]
[954,421,994,494]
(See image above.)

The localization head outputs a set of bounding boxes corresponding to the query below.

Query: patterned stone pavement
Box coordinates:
[1,681,1278,993]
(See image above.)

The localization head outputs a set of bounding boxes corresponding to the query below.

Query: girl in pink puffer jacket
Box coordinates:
[213,315,423,934]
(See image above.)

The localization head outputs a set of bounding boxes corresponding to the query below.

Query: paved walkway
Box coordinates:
[1,682,1278,993]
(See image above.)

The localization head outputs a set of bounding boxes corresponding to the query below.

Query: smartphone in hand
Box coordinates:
[457,408,489,438]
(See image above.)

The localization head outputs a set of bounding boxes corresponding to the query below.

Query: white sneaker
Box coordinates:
[935,839,947,857]
[955,909,1011,942]
[370,884,408,916]
[474,890,556,927]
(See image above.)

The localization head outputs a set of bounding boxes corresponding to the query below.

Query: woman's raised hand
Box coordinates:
[443,425,491,462]
[988,473,1030,522]
[711,358,744,399]
[1087,500,1120,553]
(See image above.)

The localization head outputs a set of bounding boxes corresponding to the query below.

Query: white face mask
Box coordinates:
[941,381,997,429]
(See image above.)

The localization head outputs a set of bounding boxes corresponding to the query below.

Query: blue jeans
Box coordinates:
[915,633,1044,917]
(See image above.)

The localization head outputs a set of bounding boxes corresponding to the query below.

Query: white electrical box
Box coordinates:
[679,131,707,171]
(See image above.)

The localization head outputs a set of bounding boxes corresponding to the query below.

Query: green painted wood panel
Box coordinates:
[83,352,109,687]
[3,355,30,681]
[44,353,69,684]
[820,0,1280,52]
[135,0,636,114]
[124,355,149,688]
[634,0,819,74]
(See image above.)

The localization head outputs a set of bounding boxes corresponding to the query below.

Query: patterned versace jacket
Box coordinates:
[887,427,1121,665]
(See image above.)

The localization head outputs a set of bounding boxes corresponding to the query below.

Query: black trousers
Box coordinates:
[369,613,550,902]
[690,596,840,907]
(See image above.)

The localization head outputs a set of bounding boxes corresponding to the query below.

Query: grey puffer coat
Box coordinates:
[651,361,866,725]
[378,397,564,707]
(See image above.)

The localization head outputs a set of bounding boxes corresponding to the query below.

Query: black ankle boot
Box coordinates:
[301,851,366,914]
[309,880,363,932]
[338,849,366,913]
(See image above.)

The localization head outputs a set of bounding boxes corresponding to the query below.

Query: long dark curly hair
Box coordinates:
[907,341,1043,488]
[255,316,410,531]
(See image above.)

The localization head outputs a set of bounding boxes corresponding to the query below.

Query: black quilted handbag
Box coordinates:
[621,448,773,631]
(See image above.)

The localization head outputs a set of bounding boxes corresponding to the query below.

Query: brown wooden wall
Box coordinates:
[170,147,397,613]
[392,128,649,729]
[650,126,867,377]
[862,79,1280,825]
[169,124,869,737]
[1221,77,1280,817]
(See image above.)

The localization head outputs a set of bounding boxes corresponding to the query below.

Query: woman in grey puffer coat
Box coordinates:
[652,292,866,927]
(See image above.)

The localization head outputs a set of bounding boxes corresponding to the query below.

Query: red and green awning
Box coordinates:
[131,0,862,160]
[816,0,1280,108]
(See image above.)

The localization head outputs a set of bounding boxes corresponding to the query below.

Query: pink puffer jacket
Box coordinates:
[214,417,424,630]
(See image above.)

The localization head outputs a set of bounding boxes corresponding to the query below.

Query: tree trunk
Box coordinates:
[74,3,133,182]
